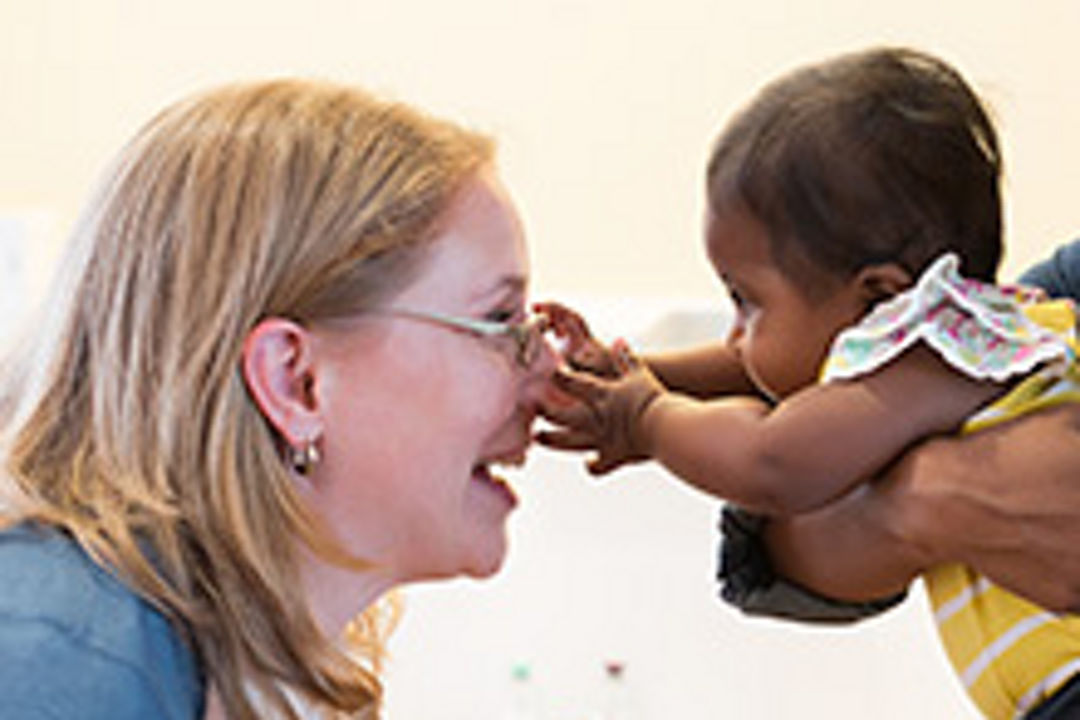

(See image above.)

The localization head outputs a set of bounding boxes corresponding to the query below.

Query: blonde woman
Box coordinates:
[0,80,554,719]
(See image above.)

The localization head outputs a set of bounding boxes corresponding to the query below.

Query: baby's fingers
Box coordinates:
[534,301,590,338]
[551,367,608,403]
[535,428,599,451]
[537,390,598,432]
[610,338,642,375]
[586,454,623,476]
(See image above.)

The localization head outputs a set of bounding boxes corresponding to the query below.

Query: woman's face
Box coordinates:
[306,169,554,585]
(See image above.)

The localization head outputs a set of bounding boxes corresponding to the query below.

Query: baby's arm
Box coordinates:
[535,301,756,397]
[646,342,759,399]
[648,344,1005,513]
[545,343,1004,515]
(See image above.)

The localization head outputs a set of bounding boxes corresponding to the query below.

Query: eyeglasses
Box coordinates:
[382,308,550,369]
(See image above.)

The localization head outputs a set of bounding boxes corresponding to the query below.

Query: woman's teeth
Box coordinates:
[474,463,505,483]
[472,463,519,506]
[475,461,519,490]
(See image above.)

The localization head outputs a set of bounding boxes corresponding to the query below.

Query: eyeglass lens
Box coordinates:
[514,316,548,367]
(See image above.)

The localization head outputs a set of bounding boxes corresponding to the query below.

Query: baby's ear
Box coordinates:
[854,263,913,306]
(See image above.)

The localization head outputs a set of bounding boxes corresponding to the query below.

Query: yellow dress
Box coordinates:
[824,254,1080,718]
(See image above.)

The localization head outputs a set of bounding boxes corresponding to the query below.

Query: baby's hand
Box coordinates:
[536,339,664,475]
[533,301,618,378]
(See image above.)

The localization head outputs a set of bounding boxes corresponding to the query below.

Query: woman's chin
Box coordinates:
[465,554,506,579]
[405,536,508,584]
[461,533,510,580]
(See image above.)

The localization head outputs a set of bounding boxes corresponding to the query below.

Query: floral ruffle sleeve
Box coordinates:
[822,253,1075,384]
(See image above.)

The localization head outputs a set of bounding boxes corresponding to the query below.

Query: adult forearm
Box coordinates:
[879,404,1080,612]
[765,403,1080,612]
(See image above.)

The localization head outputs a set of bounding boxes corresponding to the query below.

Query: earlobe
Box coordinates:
[855,263,913,307]
[241,317,322,448]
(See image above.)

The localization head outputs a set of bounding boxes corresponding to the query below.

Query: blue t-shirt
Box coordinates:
[1019,238,1080,302]
[0,524,204,719]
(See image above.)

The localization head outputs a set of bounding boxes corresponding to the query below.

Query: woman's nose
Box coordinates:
[519,333,560,406]
[531,333,560,378]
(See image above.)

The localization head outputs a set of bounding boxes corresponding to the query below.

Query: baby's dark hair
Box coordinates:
[706,47,1002,289]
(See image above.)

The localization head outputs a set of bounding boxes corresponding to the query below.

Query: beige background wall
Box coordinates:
[3,1,1079,300]
[2,1,1077,717]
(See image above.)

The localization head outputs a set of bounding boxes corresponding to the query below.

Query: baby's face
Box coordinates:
[705,207,865,400]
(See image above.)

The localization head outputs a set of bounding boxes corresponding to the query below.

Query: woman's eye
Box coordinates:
[485,308,519,324]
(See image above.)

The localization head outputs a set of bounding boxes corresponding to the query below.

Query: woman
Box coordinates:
[0,79,554,719]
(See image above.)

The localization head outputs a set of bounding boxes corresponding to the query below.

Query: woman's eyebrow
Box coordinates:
[471,275,527,303]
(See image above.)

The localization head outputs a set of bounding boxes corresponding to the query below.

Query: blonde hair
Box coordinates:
[0,79,493,718]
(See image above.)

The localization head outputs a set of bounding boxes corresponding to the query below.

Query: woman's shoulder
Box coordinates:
[0,522,204,719]
[0,523,145,627]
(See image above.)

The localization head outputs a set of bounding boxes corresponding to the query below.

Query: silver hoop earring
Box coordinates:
[288,441,321,476]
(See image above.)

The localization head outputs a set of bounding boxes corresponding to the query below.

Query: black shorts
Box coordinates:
[1025,672,1080,719]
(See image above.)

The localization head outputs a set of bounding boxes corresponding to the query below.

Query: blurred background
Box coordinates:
[2,1,1077,717]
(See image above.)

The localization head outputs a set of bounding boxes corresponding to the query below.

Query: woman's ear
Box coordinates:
[241,317,322,447]
[853,263,914,307]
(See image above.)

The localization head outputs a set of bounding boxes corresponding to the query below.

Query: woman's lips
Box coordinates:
[472,457,523,508]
